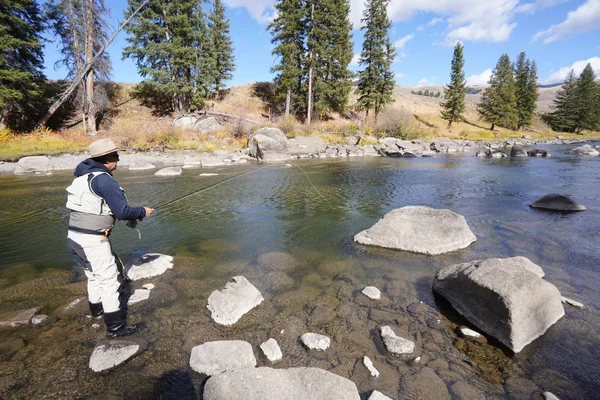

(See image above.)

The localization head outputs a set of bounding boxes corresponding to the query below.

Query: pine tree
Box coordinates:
[207,0,235,97]
[477,53,518,130]
[525,60,539,128]
[542,70,578,132]
[268,0,307,116]
[440,42,467,129]
[514,52,531,130]
[574,63,599,132]
[123,0,210,116]
[309,0,354,118]
[356,0,396,120]
[0,0,45,129]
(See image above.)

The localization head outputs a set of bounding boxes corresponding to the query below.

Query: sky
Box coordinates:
[42,0,600,87]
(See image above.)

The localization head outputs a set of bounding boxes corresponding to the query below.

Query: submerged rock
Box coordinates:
[301,333,330,351]
[203,367,361,400]
[155,167,182,176]
[561,296,585,309]
[433,257,564,352]
[126,254,174,281]
[380,326,415,355]
[565,144,599,156]
[401,367,451,400]
[368,390,393,400]
[354,206,476,255]
[0,307,40,329]
[260,338,283,362]
[207,276,264,325]
[362,286,381,300]
[89,340,142,372]
[189,340,256,376]
[530,194,586,211]
[527,148,550,157]
[127,288,151,305]
[363,356,380,377]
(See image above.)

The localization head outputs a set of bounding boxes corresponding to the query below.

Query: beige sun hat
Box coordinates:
[89,138,119,158]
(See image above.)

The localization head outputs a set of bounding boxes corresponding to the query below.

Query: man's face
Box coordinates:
[105,153,119,171]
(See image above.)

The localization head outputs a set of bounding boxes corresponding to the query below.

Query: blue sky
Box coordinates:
[42,0,600,87]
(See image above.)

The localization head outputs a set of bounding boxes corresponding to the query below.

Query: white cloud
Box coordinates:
[418,78,430,86]
[516,0,564,14]
[544,57,600,83]
[350,53,361,66]
[466,68,493,85]
[418,17,443,31]
[223,0,276,24]
[395,72,407,79]
[532,0,600,44]
[394,34,415,49]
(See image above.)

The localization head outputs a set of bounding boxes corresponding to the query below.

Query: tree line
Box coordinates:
[411,90,441,98]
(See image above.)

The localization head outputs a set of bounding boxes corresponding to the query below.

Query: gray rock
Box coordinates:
[200,157,226,167]
[354,206,476,255]
[194,117,221,132]
[203,367,361,400]
[261,151,291,162]
[128,163,155,171]
[288,135,326,155]
[527,148,550,157]
[363,356,380,377]
[14,156,52,174]
[361,145,381,157]
[0,307,40,329]
[31,314,49,325]
[89,340,141,372]
[173,116,197,130]
[260,338,283,362]
[542,392,561,400]
[459,327,481,339]
[449,381,485,400]
[189,340,256,376]
[362,286,381,300]
[207,276,264,325]
[380,326,415,355]
[300,333,330,351]
[126,253,174,281]
[433,257,565,352]
[561,296,585,309]
[400,367,450,400]
[155,167,182,176]
[368,391,392,400]
[248,128,289,160]
[565,144,599,156]
[530,194,586,211]
[510,145,528,157]
[346,136,360,146]
[128,288,151,305]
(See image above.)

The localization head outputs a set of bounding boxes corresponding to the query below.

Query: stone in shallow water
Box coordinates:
[126,254,174,281]
[363,356,380,377]
[543,392,561,400]
[433,257,564,353]
[530,194,586,211]
[401,367,451,400]
[459,327,481,339]
[128,288,151,305]
[155,167,182,176]
[89,341,141,372]
[380,326,415,355]
[561,296,585,309]
[301,333,330,351]
[362,286,381,300]
[31,315,48,325]
[368,390,392,400]
[207,276,264,326]
[189,340,256,376]
[354,206,476,255]
[14,156,51,174]
[203,367,360,400]
[260,338,283,362]
[128,163,155,171]
[565,144,599,156]
[0,307,40,329]
[200,173,219,176]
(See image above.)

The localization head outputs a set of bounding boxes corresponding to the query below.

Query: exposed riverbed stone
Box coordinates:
[203,367,361,400]
[248,128,289,160]
[566,144,599,156]
[128,163,155,171]
[380,326,415,355]
[31,314,48,325]
[127,288,151,305]
[510,145,528,157]
[354,206,476,255]
[433,257,564,352]
[561,296,585,309]
[301,333,330,351]
[363,356,380,377]
[207,276,264,325]
[400,367,451,400]
[368,391,392,400]
[189,340,256,376]
[0,307,40,329]
[260,338,283,362]
[155,167,182,176]
[362,286,381,300]
[89,340,142,372]
[527,148,550,157]
[14,156,51,174]
[530,194,586,211]
[459,327,482,339]
[126,254,174,281]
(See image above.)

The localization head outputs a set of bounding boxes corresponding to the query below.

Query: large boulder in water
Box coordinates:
[203,367,361,400]
[354,206,476,255]
[433,257,564,353]
[565,144,599,156]
[248,128,289,160]
[530,194,586,211]
[510,145,528,157]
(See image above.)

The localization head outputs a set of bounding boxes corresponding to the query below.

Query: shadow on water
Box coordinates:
[151,369,198,400]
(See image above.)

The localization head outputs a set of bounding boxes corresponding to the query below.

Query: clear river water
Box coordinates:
[0,143,599,399]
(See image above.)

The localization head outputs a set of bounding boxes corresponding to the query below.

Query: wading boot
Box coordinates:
[106,323,143,339]
[89,302,104,318]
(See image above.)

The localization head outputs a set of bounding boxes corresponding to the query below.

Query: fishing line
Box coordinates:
[287,162,334,210]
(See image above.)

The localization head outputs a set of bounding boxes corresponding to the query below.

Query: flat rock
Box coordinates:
[400,367,451,400]
[433,257,564,352]
[380,326,415,355]
[189,340,256,376]
[530,194,586,211]
[155,167,182,176]
[14,156,51,174]
[363,356,380,377]
[128,163,155,171]
[89,340,141,372]
[128,288,151,305]
[368,391,393,400]
[0,307,39,329]
[543,392,561,400]
[31,314,49,325]
[260,338,283,362]
[126,253,174,281]
[565,144,599,156]
[194,117,221,132]
[561,296,585,309]
[354,206,476,255]
[459,327,481,339]
[203,367,361,400]
[200,157,226,167]
[301,333,330,351]
[200,173,219,176]
[207,276,264,325]
[362,286,381,300]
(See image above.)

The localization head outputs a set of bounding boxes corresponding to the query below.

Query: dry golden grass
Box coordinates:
[0,127,90,160]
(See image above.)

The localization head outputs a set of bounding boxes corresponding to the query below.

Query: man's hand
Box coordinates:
[140,207,154,221]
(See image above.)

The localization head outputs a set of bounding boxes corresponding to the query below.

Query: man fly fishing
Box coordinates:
[66,138,154,339]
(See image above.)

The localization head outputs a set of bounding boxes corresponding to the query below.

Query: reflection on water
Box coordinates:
[0,144,599,398]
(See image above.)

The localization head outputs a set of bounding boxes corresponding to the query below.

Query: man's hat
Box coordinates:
[89,138,118,158]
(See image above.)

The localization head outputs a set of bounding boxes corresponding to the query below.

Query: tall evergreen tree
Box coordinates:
[206,0,235,97]
[268,0,307,116]
[542,70,578,132]
[514,51,531,130]
[309,0,354,118]
[0,0,45,129]
[440,42,467,129]
[477,53,518,130]
[525,60,539,127]
[574,63,599,132]
[123,0,210,116]
[356,0,396,120]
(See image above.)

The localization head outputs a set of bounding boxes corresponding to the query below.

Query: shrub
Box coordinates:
[0,128,15,141]
[278,115,299,138]
[376,109,420,140]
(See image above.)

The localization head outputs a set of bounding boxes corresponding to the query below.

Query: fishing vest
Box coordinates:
[66,172,115,216]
